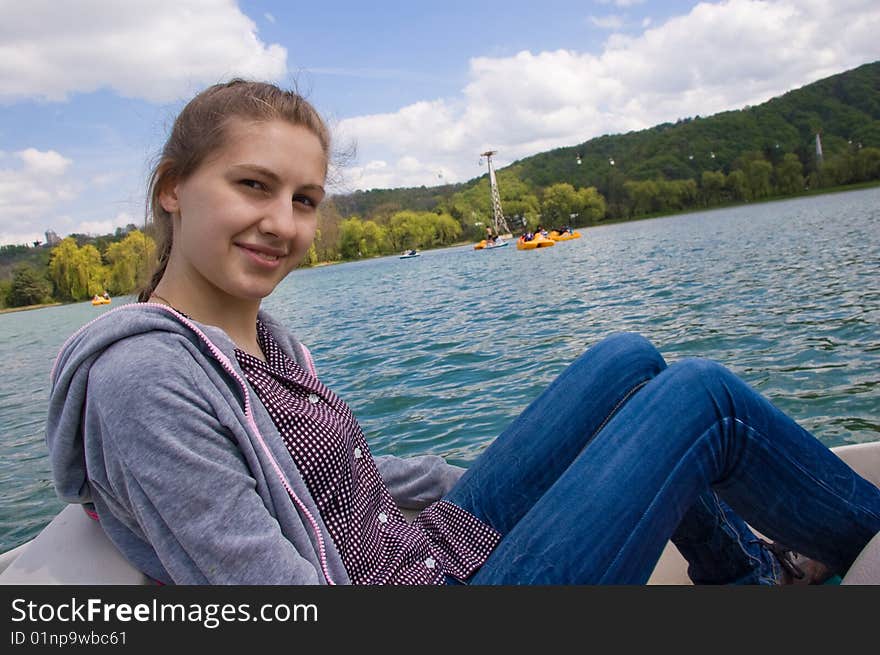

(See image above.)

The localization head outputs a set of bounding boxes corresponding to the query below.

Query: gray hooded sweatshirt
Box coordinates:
[46,302,465,584]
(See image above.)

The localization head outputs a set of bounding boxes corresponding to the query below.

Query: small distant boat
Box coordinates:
[399,249,420,259]
[548,229,582,242]
[517,234,555,250]
[474,238,509,250]
[91,295,111,306]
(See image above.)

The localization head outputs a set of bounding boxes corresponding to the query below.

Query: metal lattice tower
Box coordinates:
[481,150,513,236]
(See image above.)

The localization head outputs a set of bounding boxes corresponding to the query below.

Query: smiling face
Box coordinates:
[158,118,326,310]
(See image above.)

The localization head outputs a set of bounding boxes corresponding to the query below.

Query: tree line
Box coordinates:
[617,147,880,216]
[3,142,878,310]
[304,143,878,264]
[1,229,155,308]
[306,62,879,259]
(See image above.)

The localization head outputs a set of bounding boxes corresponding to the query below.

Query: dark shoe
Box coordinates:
[759,539,835,585]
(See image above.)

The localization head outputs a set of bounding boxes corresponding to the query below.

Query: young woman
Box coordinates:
[46,80,880,585]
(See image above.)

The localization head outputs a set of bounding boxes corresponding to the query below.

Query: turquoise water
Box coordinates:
[2,188,878,552]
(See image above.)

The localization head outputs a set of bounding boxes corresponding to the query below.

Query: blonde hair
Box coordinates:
[137,79,331,301]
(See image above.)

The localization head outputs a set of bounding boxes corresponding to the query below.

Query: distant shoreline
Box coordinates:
[3,182,878,316]
[593,179,880,228]
[0,302,64,315]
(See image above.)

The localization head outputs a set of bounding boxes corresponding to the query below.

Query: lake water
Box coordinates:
[2,188,878,553]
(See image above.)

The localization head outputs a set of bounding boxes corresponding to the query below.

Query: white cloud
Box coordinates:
[590,14,625,30]
[264,12,276,24]
[0,150,140,245]
[0,0,287,103]
[17,148,72,176]
[0,148,73,208]
[338,0,880,191]
[0,149,78,244]
[76,212,138,237]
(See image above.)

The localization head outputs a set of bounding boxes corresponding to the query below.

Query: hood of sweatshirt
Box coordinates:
[45,301,313,506]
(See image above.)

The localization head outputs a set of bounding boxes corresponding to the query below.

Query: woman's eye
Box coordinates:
[240,179,266,191]
[293,194,316,208]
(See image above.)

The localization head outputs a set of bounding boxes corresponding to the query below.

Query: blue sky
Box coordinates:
[1,0,878,245]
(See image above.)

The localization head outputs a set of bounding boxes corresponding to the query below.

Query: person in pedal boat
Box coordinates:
[46,80,879,585]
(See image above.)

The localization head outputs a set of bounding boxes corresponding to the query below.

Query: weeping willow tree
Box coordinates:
[48,238,106,301]
[104,230,156,295]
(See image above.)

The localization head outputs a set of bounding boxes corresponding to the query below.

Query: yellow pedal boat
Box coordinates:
[549,229,582,241]
[517,234,556,250]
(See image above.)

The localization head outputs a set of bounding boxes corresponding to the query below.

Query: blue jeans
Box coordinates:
[444,333,880,584]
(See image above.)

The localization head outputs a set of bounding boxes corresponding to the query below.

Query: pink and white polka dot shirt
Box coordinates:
[235,321,501,584]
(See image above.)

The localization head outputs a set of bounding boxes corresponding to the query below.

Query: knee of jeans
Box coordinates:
[665,357,738,411]
[588,332,664,366]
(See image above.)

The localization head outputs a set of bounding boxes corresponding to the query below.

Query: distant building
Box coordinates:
[45,230,61,246]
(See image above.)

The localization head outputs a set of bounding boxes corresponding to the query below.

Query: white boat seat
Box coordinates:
[0,504,150,585]
[833,442,880,585]
[841,531,880,585]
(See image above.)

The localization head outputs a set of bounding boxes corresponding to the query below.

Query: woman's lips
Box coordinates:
[236,243,285,267]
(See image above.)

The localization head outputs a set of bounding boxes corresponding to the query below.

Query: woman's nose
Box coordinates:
[260,196,297,239]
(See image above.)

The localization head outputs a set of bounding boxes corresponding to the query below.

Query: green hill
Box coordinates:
[332,60,880,221]
[515,61,879,197]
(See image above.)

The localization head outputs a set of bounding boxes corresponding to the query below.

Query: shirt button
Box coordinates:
[424,557,436,569]
[378,512,388,523]
[307,393,319,404]
[353,447,362,459]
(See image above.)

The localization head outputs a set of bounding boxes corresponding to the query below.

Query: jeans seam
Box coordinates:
[731,417,879,522]
[587,378,652,448]
[709,490,779,584]
[729,417,880,574]
[599,417,722,583]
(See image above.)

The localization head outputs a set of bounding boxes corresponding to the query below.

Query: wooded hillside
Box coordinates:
[334,60,880,227]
